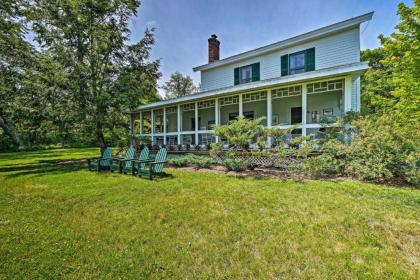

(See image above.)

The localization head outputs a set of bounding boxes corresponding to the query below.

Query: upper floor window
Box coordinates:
[289,52,305,74]
[240,65,252,83]
[234,63,260,85]
[281,48,315,76]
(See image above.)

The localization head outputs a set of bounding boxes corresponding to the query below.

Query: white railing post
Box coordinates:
[215,98,219,143]
[163,107,167,145]
[139,111,143,136]
[267,90,272,147]
[239,93,243,117]
[194,101,199,145]
[129,113,133,137]
[302,84,307,137]
[151,110,155,144]
[344,75,352,112]
[177,104,181,145]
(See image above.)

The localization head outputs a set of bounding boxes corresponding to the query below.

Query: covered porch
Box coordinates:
[132,75,355,146]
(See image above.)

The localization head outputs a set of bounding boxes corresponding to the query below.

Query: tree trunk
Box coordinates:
[95,121,107,153]
[0,115,22,147]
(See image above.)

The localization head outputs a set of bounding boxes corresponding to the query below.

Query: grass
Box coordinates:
[0,148,419,279]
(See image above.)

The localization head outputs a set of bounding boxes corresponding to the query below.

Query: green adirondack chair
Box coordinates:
[131,146,150,175]
[110,146,136,173]
[134,148,168,180]
[88,147,113,171]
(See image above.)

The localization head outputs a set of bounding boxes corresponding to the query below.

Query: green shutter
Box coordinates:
[251,63,260,82]
[281,55,289,76]
[234,67,240,85]
[305,48,315,72]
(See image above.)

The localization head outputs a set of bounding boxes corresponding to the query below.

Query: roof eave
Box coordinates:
[192,11,373,72]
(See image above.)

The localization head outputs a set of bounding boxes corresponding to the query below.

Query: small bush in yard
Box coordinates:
[168,157,189,167]
[222,158,249,172]
[168,154,213,168]
[185,154,213,168]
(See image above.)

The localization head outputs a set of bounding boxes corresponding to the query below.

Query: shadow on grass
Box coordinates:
[0,148,98,162]
[1,159,177,182]
[1,162,87,178]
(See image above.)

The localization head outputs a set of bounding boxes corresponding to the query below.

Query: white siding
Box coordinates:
[201,27,360,92]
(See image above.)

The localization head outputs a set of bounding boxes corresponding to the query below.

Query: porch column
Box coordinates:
[151,109,155,144]
[129,113,133,137]
[139,111,143,136]
[194,101,199,145]
[215,97,220,143]
[239,93,243,117]
[163,107,167,145]
[344,75,352,112]
[302,84,307,136]
[177,104,181,145]
[267,90,272,147]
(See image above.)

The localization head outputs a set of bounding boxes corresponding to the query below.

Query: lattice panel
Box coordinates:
[243,91,267,103]
[213,155,274,167]
[272,85,302,99]
[307,79,343,94]
[154,109,163,116]
[219,95,239,106]
[198,100,215,109]
[182,103,195,112]
[166,106,177,114]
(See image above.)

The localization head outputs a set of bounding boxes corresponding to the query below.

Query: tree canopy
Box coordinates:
[162,72,198,99]
[361,1,419,121]
[0,0,161,151]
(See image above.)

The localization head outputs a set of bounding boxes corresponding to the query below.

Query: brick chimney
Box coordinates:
[208,34,220,63]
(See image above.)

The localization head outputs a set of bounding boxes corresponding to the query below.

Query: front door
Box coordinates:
[291,107,302,124]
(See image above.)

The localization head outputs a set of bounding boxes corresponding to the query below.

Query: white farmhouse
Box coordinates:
[132,12,373,146]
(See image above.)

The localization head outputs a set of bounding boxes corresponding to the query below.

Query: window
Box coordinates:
[240,65,252,83]
[289,52,305,74]
[234,63,260,85]
[281,48,315,76]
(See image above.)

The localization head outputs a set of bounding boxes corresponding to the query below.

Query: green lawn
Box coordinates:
[0,148,419,279]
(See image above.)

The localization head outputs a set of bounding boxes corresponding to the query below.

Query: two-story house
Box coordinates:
[131,12,373,146]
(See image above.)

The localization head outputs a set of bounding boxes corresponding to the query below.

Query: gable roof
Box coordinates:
[193,11,373,72]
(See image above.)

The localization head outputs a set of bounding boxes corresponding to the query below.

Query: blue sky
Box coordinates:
[129,0,412,96]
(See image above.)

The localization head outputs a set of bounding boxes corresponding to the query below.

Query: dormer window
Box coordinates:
[234,63,260,85]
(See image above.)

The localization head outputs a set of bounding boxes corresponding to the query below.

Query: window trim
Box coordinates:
[289,51,306,75]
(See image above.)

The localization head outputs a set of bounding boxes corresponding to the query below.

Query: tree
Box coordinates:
[0,0,35,147]
[162,72,197,99]
[361,1,420,120]
[30,0,160,151]
[212,117,265,151]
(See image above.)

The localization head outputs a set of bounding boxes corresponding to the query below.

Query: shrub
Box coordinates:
[294,113,419,185]
[185,154,212,168]
[168,157,189,167]
[212,116,265,151]
[223,158,249,172]
[291,154,339,178]
[168,154,213,168]
[192,156,212,168]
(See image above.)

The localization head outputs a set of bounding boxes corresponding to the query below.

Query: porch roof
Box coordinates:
[135,61,368,111]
